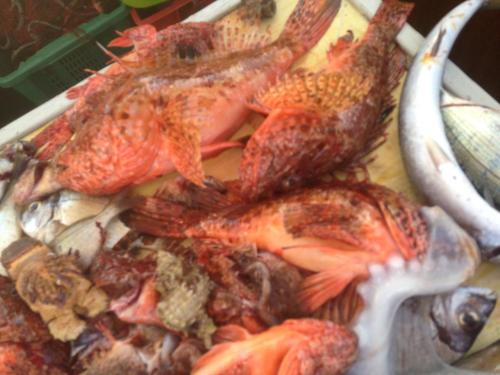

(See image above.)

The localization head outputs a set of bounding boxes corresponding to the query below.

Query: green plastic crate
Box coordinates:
[0,5,134,105]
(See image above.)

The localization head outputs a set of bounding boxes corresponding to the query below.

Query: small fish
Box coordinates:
[441,90,500,207]
[51,194,131,269]
[399,0,500,254]
[21,190,110,244]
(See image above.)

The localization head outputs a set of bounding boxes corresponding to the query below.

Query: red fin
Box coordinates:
[154,176,239,212]
[123,197,206,237]
[161,95,205,186]
[212,23,272,53]
[280,0,341,53]
[200,140,244,159]
[299,269,360,312]
[367,0,413,41]
[31,116,73,160]
[191,342,234,373]
[108,24,157,49]
[327,30,354,63]
[282,203,363,247]
[214,324,252,343]
[240,110,336,200]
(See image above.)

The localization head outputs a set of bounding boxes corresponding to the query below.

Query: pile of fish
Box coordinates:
[0,0,499,374]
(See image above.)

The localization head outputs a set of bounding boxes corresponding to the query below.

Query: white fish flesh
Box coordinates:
[51,195,131,269]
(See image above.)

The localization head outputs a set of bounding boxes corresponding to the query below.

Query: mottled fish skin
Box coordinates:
[442,91,500,207]
[399,0,500,254]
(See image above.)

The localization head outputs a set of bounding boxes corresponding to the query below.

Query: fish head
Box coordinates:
[430,286,496,356]
[20,194,58,240]
[12,162,63,204]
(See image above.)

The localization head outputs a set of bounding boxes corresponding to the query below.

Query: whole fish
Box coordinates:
[442,91,500,207]
[127,180,435,316]
[192,319,358,375]
[0,142,34,276]
[240,0,413,199]
[348,206,480,375]
[13,0,342,203]
[21,190,110,244]
[51,194,131,269]
[399,0,500,255]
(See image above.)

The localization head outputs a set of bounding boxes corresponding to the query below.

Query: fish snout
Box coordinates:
[420,206,480,278]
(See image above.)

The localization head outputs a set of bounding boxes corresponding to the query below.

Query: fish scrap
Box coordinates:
[1,238,109,341]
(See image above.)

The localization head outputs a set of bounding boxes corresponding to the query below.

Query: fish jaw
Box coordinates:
[350,206,480,375]
[399,0,500,251]
[12,163,62,205]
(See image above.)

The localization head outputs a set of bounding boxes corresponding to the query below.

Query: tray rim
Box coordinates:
[0,0,498,147]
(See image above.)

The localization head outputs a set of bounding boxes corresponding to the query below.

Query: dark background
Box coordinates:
[0,0,498,128]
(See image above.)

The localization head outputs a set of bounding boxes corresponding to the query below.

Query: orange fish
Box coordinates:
[15,0,342,203]
[125,182,428,315]
[239,0,413,199]
[192,319,358,375]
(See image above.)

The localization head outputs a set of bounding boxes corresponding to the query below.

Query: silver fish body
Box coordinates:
[21,190,110,244]
[349,206,480,375]
[442,91,500,207]
[51,195,131,269]
[399,0,500,254]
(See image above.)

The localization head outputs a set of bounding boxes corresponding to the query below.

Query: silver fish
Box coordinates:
[51,195,131,269]
[399,0,500,256]
[0,143,34,276]
[391,287,496,375]
[349,206,480,375]
[21,190,110,244]
[442,91,500,208]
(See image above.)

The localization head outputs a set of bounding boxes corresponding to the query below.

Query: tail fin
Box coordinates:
[122,197,206,238]
[367,0,414,41]
[280,0,341,54]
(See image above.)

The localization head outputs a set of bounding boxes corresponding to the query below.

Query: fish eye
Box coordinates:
[28,202,39,212]
[458,310,481,331]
